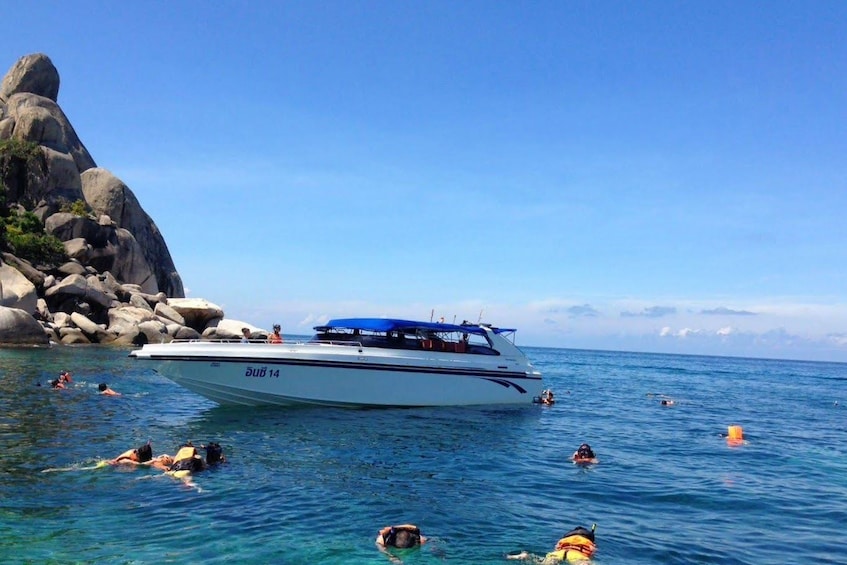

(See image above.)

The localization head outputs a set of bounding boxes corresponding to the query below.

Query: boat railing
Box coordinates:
[308,339,364,347]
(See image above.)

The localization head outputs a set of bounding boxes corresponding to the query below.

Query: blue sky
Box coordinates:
[5,2,847,361]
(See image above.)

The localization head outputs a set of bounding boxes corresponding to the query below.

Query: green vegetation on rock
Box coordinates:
[59,199,90,217]
[0,139,67,265]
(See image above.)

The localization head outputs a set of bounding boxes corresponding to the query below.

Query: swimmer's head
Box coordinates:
[99,383,108,392]
[391,528,421,548]
[577,444,594,458]
[203,442,224,465]
[563,525,595,543]
[135,442,153,462]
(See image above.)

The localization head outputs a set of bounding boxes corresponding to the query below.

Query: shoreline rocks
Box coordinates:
[0,257,265,346]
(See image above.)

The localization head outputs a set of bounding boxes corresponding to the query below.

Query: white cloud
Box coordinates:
[677,328,701,338]
[828,333,847,347]
[658,326,703,338]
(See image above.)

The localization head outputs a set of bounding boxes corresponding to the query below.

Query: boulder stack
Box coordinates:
[0,53,254,346]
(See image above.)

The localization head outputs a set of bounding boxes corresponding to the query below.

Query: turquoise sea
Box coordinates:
[1,344,845,564]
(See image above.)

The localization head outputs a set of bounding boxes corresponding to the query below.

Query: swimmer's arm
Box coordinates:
[109,458,139,465]
[375,543,402,564]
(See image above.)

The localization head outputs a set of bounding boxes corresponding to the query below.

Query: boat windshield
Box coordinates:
[310,324,498,355]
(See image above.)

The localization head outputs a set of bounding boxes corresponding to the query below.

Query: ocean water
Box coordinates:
[0,344,845,564]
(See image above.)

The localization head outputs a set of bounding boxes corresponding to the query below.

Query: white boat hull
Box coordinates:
[131,341,543,407]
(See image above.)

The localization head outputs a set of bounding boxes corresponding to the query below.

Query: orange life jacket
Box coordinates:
[554,534,596,558]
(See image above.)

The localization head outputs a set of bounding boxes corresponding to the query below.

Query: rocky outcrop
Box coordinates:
[0,53,182,292]
[10,264,266,345]
[0,53,220,345]
[0,264,38,312]
[81,168,183,296]
[4,93,95,191]
[45,212,159,294]
[167,298,224,330]
[0,53,59,103]
[0,305,49,344]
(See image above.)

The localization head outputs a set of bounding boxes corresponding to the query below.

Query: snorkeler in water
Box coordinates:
[109,441,153,465]
[508,525,597,563]
[572,443,598,465]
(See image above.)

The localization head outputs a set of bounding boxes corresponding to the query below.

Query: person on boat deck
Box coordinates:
[110,441,153,465]
[572,443,597,463]
[268,324,283,344]
[541,389,555,405]
[376,524,426,549]
[241,327,252,343]
[98,383,121,396]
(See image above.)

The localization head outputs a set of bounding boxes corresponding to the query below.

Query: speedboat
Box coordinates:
[129,318,543,407]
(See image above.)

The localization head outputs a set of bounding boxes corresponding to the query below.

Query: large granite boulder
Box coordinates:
[45,212,159,294]
[43,273,113,310]
[167,298,224,332]
[153,302,185,325]
[2,253,47,288]
[70,311,113,342]
[4,92,95,180]
[0,264,38,313]
[107,305,157,331]
[204,318,266,340]
[41,146,84,203]
[81,168,183,297]
[0,53,59,103]
[0,305,49,344]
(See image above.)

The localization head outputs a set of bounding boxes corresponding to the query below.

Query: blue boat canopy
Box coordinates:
[314,318,515,336]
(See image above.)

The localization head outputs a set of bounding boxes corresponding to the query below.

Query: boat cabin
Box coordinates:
[311,319,510,355]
